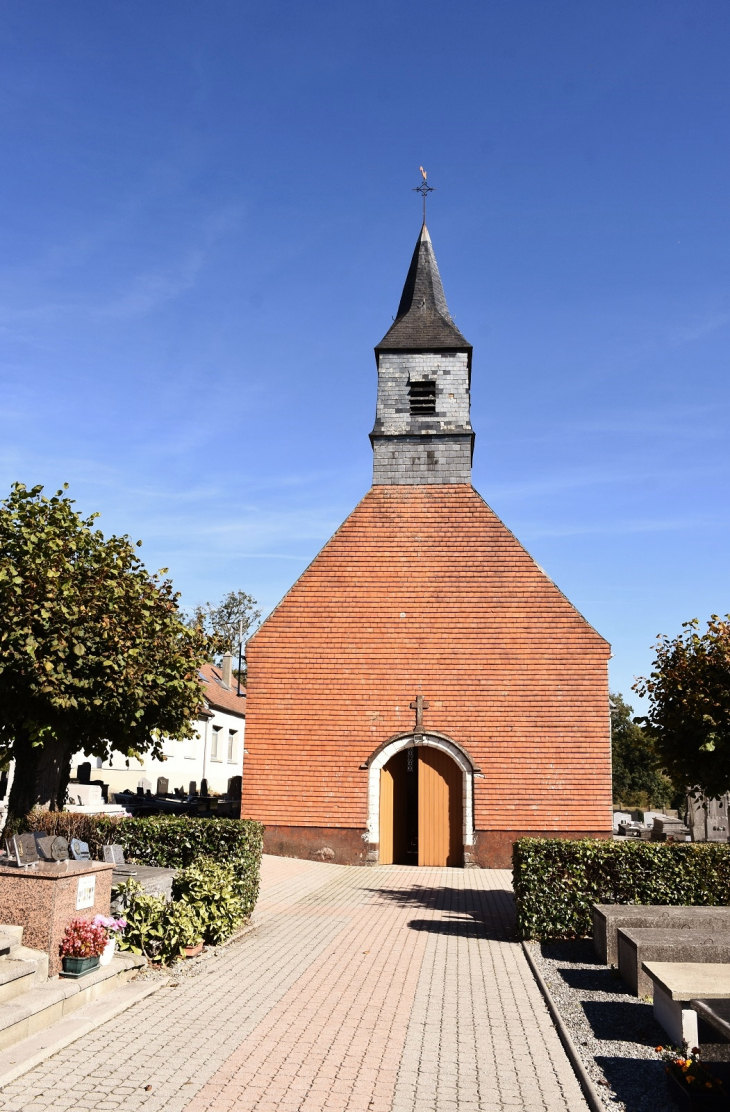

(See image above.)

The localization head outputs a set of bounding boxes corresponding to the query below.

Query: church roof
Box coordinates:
[375,225,472,353]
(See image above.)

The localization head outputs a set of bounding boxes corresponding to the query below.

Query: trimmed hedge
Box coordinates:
[17,812,264,920]
[513,837,730,940]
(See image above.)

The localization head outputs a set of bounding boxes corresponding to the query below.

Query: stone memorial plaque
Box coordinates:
[13,833,39,866]
[51,836,69,861]
[35,834,57,861]
[76,874,96,910]
[70,839,91,861]
[103,844,125,865]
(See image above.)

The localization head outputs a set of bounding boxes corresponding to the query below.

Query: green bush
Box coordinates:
[172,858,246,945]
[17,812,263,919]
[115,858,251,962]
[513,838,730,940]
[115,879,202,963]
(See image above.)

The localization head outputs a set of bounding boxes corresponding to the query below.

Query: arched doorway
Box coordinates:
[377,741,465,867]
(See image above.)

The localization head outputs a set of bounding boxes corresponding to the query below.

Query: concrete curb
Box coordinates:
[0,976,165,1090]
[522,940,606,1112]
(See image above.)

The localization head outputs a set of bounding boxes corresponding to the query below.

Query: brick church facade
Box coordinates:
[242,223,612,868]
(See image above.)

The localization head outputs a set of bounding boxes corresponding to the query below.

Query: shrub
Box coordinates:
[172,858,246,945]
[115,857,249,962]
[513,838,730,940]
[16,812,263,919]
[114,880,198,963]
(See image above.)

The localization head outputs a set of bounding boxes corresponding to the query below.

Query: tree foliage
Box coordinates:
[0,483,211,820]
[634,616,730,799]
[187,589,261,657]
[610,691,671,808]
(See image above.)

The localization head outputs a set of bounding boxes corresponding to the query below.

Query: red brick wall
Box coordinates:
[242,485,612,856]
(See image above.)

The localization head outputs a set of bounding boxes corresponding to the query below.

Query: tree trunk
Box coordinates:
[6,729,75,827]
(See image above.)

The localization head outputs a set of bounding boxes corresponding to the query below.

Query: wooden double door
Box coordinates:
[379,746,463,867]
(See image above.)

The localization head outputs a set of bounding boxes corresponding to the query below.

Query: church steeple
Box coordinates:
[376,225,471,354]
[370,224,474,486]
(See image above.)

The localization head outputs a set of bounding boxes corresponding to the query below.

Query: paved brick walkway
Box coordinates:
[0,857,587,1112]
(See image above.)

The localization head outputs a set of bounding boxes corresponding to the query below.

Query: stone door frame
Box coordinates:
[366,733,475,860]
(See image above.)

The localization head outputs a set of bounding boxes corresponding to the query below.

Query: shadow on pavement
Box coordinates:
[367,884,515,941]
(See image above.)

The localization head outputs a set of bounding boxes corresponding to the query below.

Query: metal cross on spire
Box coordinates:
[413,167,435,225]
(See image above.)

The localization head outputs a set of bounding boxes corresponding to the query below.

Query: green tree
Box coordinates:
[187,590,261,657]
[634,616,730,799]
[0,483,211,822]
[610,691,671,808]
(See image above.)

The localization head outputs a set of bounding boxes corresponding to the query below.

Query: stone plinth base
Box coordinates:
[473,830,612,869]
[261,826,611,869]
[0,861,114,976]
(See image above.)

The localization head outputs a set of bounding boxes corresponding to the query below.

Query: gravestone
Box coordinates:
[67,784,103,807]
[188,781,197,797]
[77,762,92,784]
[156,777,169,796]
[70,839,91,861]
[227,776,242,799]
[200,778,208,797]
[138,777,152,794]
[103,844,125,865]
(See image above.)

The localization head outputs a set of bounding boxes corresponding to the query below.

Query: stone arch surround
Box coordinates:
[367,733,475,864]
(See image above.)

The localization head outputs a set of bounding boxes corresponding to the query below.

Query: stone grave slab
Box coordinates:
[642,961,730,1046]
[690,998,730,1042]
[618,927,730,996]
[593,904,730,964]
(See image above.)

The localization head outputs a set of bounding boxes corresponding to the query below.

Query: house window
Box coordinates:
[228,730,237,763]
[409,379,436,415]
[211,727,222,761]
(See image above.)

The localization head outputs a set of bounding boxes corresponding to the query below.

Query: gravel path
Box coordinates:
[527,940,679,1112]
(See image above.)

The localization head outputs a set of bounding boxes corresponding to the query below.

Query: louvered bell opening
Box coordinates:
[409,379,436,415]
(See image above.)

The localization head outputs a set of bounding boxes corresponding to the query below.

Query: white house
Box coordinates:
[71,657,246,798]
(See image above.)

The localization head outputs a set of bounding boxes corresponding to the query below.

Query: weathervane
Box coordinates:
[413,167,434,225]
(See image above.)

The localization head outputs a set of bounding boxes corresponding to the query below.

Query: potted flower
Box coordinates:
[656,1045,729,1110]
[93,915,127,966]
[59,917,109,978]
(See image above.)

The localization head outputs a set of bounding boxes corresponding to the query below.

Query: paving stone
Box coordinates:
[0,856,588,1111]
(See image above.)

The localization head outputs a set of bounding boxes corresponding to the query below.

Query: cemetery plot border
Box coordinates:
[524,938,728,1112]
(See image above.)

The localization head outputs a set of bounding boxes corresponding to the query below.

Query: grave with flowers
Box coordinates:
[0,830,147,1061]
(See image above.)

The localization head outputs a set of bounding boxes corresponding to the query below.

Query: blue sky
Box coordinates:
[0,1,728,707]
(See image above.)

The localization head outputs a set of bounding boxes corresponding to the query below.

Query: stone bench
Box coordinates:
[642,962,730,1046]
[618,928,730,996]
[593,904,730,965]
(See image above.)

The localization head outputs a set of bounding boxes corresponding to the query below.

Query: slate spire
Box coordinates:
[376,225,471,354]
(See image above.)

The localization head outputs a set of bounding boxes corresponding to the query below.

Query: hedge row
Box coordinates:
[18,812,264,920]
[513,838,730,940]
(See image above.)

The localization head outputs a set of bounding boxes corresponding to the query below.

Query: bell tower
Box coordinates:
[370,224,474,485]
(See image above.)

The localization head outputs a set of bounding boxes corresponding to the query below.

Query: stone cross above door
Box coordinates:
[409,694,430,734]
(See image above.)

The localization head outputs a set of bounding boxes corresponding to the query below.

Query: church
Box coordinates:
[241,217,612,868]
